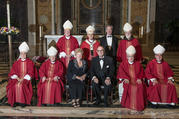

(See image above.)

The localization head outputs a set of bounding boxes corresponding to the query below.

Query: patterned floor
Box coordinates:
[0,106,179,118]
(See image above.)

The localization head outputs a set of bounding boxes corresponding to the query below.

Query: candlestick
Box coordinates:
[7,0,12,68]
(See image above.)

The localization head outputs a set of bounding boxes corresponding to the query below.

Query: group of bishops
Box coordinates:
[6,20,178,111]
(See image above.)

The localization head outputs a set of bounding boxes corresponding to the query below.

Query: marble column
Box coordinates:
[127,0,131,23]
[27,0,36,58]
[57,0,62,34]
[146,0,151,48]
[146,0,151,33]
[51,0,55,34]
[149,0,156,48]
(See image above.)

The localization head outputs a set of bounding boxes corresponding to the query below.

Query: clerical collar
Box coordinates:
[157,61,162,64]
[65,36,70,39]
[128,60,134,64]
[51,61,55,64]
[88,39,94,43]
[21,58,26,61]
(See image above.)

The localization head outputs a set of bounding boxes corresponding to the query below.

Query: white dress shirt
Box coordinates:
[106,35,112,47]
[99,56,104,69]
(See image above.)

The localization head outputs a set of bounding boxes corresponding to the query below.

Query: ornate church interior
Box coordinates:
[0,0,179,118]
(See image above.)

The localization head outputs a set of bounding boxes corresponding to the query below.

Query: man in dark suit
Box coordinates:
[99,25,119,86]
[99,25,119,61]
[90,46,115,107]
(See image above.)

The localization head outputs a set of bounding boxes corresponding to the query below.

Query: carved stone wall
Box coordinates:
[131,0,148,44]
[36,0,52,35]
[35,0,155,48]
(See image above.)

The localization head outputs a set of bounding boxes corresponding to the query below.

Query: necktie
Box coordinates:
[99,58,104,61]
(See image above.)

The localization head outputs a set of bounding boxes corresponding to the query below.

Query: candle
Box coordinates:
[141,26,143,37]
[39,25,42,38]
[7,1,11,28]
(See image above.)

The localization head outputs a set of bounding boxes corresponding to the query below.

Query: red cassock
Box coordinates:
[117,61,146,111]
[145,59,178,104]
[56,35,79,69]
[80,39,100,66]
[6,58,36,106]
[37,59,64,106]
[117,38,143,62]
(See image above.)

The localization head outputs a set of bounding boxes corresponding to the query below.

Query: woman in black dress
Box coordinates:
[67,48,88,107]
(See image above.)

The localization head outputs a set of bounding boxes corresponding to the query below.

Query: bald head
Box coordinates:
[97,46,104,50]
[96,46,105,57]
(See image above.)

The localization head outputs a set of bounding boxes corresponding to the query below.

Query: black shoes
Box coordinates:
[55,103,61,106]
[151,104,158,109]
[13,103,17,107]
[148,102,176,109]
[164,104,176,109]
[93,100,101,106]
[13,103,26,108]
[93,100,110,107]
[148,102,158,109]
[20,103,26,108]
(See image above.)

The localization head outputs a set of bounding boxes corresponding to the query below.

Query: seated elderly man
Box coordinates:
[145,44,178,108]
[90,46,114,107]
[7,42,36,107]
[117,45,146,111]
[37,46,64,106]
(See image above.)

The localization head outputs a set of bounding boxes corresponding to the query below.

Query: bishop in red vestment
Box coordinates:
[7,42,36,107]
[117,45,146,111]
[145,45,178,108]
[80,25,100,66]
[56,20,79,71]
[37,46,64,106]
[117,23,143,62]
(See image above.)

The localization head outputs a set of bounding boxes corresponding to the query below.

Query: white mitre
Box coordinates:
[126,45,136,56]
[18,42,29,53]
[63,20,73,30]
[86,25,95,34]
[123,22,133,32]
[153,44,165,54]
[47,46,58,56]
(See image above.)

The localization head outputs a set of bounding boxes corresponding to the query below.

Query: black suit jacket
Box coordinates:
[90,56,114,82]
[99,35,119,58]
[67,59,88,82]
